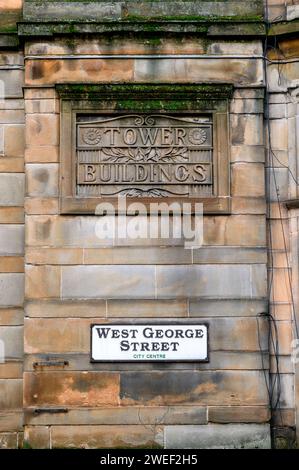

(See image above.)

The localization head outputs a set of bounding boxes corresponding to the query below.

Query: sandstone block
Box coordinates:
[26,163,59,197]
[0,308,23,326]
[61,265,155,299]
[84,247,191,265]
[189,299,267,317]
[0,256,23,272]
[0,174,24,206]
[24,406,207,426]
[0,411,23,432]
[231,114,264,146]
[0,379,22,409]
[51,424,163,449]
[26,115,59,146]
[23,426,49,449]
[25,198,59,215]
[4,125,25,157]
[0,207,24,224]
[231,163,265,197]
[26,247,83,265]
[156,264,266,299]
[208,406,270,423]
[24,371,120,407]
[0,432,18,449]
[26,59,134,86]
[231,145,265,163]
[108,299,188,318]
[0,157,24,173]
[0,326,23,359]
[25,145,59,163]
[25,265,60,299]
[0,362,22,379]
[0,225,24,255]
[120,371,268,406]
[165,423,270,449]
[204,215,266,246]
[0,273,24,306]
[25,299,106,318]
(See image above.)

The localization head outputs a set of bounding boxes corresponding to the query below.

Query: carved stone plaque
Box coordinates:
[76,114,213,198]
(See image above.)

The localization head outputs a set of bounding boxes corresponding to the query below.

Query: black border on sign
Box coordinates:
[90,321,209,363]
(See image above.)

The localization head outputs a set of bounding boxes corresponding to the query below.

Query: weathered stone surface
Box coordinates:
[24,406,208,426]
[0,274,24,307]
[25,145,59,163]
[0,326,23,359]
[0,175,24,206]
[231,163,265,197]
[134,59,263,86]
[0,362,22,379]
[271,373,295,409]
[272,409,295,427]
[25,99,59,115]
[0,379,22,409]
[26,115,59,147]
[156,264,266,298]
[26,247,83,265]
[266,167,289,202]
[0,225,24,255]
[108,299,188,318]
[0,256,24,273]
[26,59,134,85]
[204,215,266,246]
[231,114,264,146]
[0,308,23,326]
[0,157,24,173]
[25,214,267,248]
[23,1,263,22]
[25,38,262,57]
[4,125,25,158]
[24,318,97,353]
[120,371,268,406]
[0,208,24,224]
[23,316,267,354]
[0,412,23,432]
[25,198,59,215]
[23,426,50,449]
[0,432,18,449]
[25,265,60,299]
[165,424,271,449]
[231,145,265,163]
[84,247,192,265]
[26,164,59,198]
[267,219,289,251]
[189,299,268,317]
[0,110,24,125]
[192,247,267,264]
[231,197,266,215]
[24,351,268,373]
[208,406,270,423]
[61,265,155,299]
[25,299,106,318]
[24,371,120,407]
[0,71,23,99]
[51,424,163,449]
[230,98,264,114]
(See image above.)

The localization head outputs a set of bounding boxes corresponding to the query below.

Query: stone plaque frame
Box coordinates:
[57,84,233,214]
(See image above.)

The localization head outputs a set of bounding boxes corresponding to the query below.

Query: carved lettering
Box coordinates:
[77,114,213,197]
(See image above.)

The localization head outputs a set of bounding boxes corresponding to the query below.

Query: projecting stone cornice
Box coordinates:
[17,0,266,38]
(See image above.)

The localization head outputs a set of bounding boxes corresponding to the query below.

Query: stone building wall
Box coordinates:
[0,0,25,449]
[0,0,298,449]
